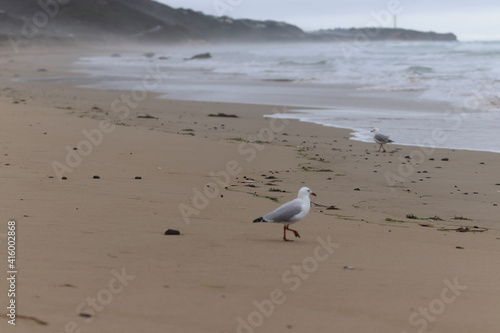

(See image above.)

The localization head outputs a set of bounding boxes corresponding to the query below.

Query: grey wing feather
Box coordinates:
[375,133,391,142]
[264,200,302,222]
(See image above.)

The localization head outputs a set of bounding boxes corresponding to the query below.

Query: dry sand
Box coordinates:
[0,45,499,333]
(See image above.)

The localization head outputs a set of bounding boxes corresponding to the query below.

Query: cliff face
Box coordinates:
[0,0,306,42]
[0,0,196,42]
[0,0,456,43]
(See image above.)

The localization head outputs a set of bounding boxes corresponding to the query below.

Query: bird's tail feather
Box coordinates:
[253,217,265,223]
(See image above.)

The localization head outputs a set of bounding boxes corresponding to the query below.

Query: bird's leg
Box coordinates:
[382,144,387,153]
[283,225,293,242]
[285,225,300,239]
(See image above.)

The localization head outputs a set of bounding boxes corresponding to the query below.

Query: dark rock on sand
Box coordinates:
[165,229,181,235]
[79,313,92,318]
[137,114,158,119]
[208,112,238,118]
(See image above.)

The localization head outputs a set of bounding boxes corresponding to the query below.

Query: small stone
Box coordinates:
[62,176,68,180]
[343,266,354,270]
[79,313,92,318]
[93,175,100,179]
[164,229,180,235]
[354,188,360,191]
[456,246,464,249]
[441,158,449,161]
[135,176,142,180]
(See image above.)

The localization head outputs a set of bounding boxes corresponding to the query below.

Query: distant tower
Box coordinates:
[393,15,397,29]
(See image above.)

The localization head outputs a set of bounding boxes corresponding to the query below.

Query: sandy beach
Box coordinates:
[1,44,499,333]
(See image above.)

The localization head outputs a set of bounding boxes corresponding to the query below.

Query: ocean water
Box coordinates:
[72,41,500,153]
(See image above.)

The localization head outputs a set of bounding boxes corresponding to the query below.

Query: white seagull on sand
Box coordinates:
[371,128,394,152]
[253,187,316,241]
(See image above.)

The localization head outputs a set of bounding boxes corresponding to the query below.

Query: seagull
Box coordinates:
[371,128,394,152]
[253,187,316,241]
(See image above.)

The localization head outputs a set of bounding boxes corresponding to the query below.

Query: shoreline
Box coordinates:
[1,45,499,333]
[265,112,500,155]
[24,45,500,154]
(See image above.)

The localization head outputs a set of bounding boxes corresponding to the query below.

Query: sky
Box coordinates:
[156,0,500,41]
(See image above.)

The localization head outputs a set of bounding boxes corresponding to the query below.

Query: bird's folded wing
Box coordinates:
[264,200,302,222]
[375,133,390,142]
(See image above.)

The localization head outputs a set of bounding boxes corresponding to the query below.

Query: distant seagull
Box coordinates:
[253,187,316,241]
[371,128,394,152]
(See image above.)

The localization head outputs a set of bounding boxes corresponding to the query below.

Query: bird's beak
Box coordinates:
[311,192,317,196]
